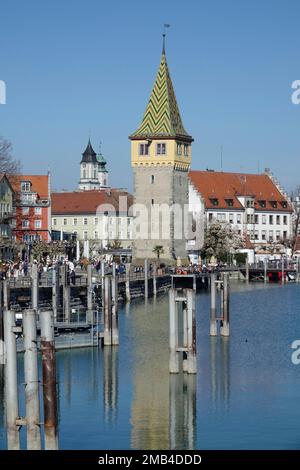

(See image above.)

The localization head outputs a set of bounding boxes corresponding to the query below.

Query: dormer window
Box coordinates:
[225,198,234,207]
[139,143,149,156]
[21,181,31,192]
[210,198,219,206]
[281,201,287,208]
[270,200,277,208]
[156,143,166,155]
[258,200,266,208]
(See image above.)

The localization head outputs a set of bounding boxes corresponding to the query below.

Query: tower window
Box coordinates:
[156,143,166,155]
[151,199,154,205]
[184,144,189,156]
[139,143,149,156]
[151,175,155,184]
[83,170,86,179]
[93,170,97,179]
[177,143,182,155]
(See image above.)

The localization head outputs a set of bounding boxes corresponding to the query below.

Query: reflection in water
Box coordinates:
[103,346,118,423]
[130,298,170,449]
[210,337,230,409]
[169,374,196,450]
[130,298,197,450]
[0,365,4,429]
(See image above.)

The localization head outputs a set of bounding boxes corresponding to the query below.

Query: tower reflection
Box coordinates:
[103,346,118,423]
[210,337,230,409]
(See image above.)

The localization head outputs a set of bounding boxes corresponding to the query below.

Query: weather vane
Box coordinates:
[162,23,170,53]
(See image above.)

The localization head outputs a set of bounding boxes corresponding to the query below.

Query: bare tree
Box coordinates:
[0,136,20,174]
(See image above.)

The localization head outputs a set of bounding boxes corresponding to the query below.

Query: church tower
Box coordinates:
[78,139,109,190]
[129,37,193,261]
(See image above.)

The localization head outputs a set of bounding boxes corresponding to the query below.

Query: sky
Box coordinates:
[1,0,300,193]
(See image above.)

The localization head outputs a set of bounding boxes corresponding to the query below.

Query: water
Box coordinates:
[1,282,300,449]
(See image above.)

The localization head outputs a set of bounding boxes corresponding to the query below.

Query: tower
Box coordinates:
[129,37,193,261]
[78,139,109,190]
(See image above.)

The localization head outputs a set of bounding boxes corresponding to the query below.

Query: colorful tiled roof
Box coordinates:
[189,171,292,212]
[130,50,192,140]
[52,189,133,215]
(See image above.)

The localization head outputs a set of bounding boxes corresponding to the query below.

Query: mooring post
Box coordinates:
[169,288,179,373]
[144,259,148,299]
[281,257,285,284]
[153,263,157,297]
[87,264,93,324]
[61,265,70,323]
[3,279,10,310]
[31,263,39,312]
[111,266,119,346]
[182,300,188,373]
[264,258,268,283]
[112,262,118,312]
[210,272,217,336]
[40,310,58,450]
[52,266,58,321]
[221,273,230,337]
[104,276,112,346]
[125,263,131,302]
[101,261,105,310]
[23,309,41,450]
[3,310,20,449]
[245,255,249,283]
[76,240,80,262]
[186,289,197,374]
[0,282,5,365]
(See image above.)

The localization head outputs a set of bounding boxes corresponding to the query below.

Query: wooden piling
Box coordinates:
[40,310,58,450]
[0,282,5,365]
[210,272,217,336]
[104,276,112,346]
[31,263,39,311]
[111,265,119,346]
[264,258,268,283]
[221,273,230,337]
[245,255,249,283]
[186,289,197,374]
[153,263,157,297]
[144,259,148,299]
[23,309,41,450]
[52,266,58,321]
[125,263,131,302]
[182,301,188,373]
[61,266,70,323]
[3,310,20,449]
[87,264,93,324]
[281,257,285,284]
[169,288,179,373]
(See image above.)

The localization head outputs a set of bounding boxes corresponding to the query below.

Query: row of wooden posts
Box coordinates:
[0,261,122,450]
[169,272,230,375]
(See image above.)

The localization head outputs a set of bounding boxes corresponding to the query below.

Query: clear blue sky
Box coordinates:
[1,0,300,192]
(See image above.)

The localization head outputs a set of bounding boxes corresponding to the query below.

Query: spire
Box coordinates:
[81,139,97,163]
[130,42,192,141]
[162,33,166,55]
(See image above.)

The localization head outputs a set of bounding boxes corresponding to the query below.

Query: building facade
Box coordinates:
[10,174,51,242]
[51,189,133,248]
[0,174,14,240]
[129,39,193,261]
[78,139,109,191]
[189,170,293,248]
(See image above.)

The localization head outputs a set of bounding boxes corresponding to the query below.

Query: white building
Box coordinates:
[51,189,133,248]
[78,139,109,191]
[188,170,293,249]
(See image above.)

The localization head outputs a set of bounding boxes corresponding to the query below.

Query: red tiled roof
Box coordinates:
[51,189,133,215]
[9,174,49,198]
[189,171,292,212]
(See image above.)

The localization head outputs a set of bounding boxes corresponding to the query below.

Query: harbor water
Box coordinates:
[1,281,300,449]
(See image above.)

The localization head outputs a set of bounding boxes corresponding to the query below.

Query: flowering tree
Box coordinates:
[201,221,243,262]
